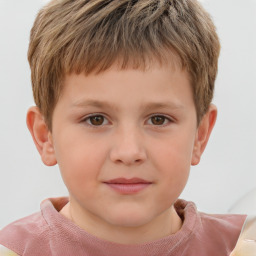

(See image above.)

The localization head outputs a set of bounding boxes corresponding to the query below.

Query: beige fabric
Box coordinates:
[0,245,18,256]
[230,215,256,256]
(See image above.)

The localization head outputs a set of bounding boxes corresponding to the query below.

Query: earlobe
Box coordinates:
[26,106,57,166]
[191,104,217,166]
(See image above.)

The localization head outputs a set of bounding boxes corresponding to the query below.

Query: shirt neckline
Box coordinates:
[41,197,199,255]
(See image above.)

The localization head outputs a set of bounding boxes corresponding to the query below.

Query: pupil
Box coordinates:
[90,116,104,125]
[152,116,164,125]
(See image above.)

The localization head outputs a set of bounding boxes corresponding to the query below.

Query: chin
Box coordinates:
[105,210,154,228]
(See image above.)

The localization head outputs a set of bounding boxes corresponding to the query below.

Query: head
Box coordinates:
[28,0,220,130]
[26,0,219,243]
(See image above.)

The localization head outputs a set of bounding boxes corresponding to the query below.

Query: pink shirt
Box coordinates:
[0,198,246,256]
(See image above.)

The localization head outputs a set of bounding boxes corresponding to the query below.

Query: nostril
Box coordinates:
[109,138,147,165]
[114,158,143,165]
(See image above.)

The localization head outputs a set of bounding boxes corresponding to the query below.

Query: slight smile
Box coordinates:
[104,178,153,194]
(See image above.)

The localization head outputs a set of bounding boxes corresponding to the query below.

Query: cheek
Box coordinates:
[151,136,194,192]
[53,133,108,189]
[159,151,190,191]
[152,134,195,170]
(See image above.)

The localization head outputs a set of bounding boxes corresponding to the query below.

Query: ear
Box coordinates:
[191,104,217,166]
[26,106,57,166]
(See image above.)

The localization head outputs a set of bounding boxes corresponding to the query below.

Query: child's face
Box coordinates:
[33,62,214,234]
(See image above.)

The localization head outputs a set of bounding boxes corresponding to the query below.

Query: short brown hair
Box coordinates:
[28,0,220,129]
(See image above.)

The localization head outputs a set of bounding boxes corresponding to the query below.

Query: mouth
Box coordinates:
[103,177,152,194]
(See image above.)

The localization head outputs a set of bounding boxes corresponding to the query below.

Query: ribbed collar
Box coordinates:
[41,197,200,256]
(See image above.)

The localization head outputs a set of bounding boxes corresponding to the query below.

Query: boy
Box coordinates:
[0,0,248,255]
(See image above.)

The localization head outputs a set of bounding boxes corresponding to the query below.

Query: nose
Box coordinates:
[109,126,147,166]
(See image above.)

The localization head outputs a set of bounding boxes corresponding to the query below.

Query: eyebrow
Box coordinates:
[72,99,185,111]
[72,99,118,110]
[141,102,185,112]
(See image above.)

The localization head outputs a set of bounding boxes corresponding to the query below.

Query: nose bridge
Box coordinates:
[109,123,147,165]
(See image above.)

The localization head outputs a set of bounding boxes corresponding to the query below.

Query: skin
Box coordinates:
[27,62,217,244]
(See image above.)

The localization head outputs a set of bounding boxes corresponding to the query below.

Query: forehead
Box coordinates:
[61,50,190,106]
[60,61,193,109]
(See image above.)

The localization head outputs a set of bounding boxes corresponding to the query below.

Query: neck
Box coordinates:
[60,201,182,244]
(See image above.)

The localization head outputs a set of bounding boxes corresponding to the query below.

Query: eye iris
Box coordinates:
[151,116,165,125]
[90,116,104,125]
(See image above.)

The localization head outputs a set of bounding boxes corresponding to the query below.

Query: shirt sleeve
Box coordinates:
[0,245,19,256]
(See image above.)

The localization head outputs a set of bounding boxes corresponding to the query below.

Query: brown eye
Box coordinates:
[89,115,105,126]
[150,116,167,125]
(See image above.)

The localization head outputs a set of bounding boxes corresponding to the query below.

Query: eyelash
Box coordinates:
[146,114,173,126]
[82,114,109,127]
[81,114,174,127]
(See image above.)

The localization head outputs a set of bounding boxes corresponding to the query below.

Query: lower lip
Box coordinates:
[105,183,151,194]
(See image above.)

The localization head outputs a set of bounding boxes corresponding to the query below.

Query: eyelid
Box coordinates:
[79,113,175,127]
[81,113,110,126]
[146,114,175,126]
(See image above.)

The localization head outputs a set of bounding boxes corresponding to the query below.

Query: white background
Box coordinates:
[0,0,255,229]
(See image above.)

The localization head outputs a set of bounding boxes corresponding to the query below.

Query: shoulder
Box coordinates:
[199,211,246,233]
[176,199,246,234]
[197,211,246,250]
[176,200,247,254]
[0,198,69,256]
[0,211,50,256]
[0,210,50,238]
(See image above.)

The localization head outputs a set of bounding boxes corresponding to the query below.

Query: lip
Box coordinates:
[104,177,152,194]
[106,177,151,184]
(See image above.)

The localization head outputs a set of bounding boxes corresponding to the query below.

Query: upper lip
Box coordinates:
[104,178,152,184]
